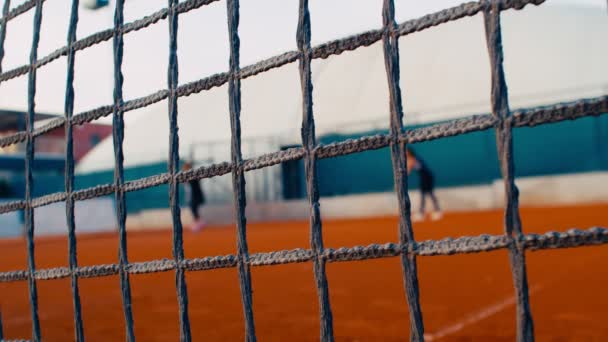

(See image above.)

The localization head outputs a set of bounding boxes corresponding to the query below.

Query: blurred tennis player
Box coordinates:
[406,147,442,222]
[182,161,206,232]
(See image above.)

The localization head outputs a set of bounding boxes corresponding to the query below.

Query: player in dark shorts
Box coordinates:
[182,161,206,232]
[406,147,442,221]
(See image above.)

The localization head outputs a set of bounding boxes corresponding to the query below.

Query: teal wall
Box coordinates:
[304,115,608,197]
[10,161,186,215]
[74,162,180,214]
[10,114,607,213]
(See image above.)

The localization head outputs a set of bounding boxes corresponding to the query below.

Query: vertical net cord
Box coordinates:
[296,1,334,341]
[226,0,256,340]
[483,3,534,342]
[112,0,136,340]
[0,309,3,340]
[0,2,8,337]
[24,1,44,340]
[64,0,84,340]
[0,0,9,74]
[167,0,192,340]
[381,0,425,340]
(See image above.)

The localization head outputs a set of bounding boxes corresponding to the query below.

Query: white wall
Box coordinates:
[2,172,605,235]
[33,198,116,236]
[0,200,22,238]
[0,198,116,238]
[496,172,608,207]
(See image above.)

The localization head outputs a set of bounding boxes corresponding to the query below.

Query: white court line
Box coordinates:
[423,285,542,341]
[2,313,48,325]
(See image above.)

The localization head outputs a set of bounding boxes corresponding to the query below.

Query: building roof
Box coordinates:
[0,110,59,132]
[77,4,608,174]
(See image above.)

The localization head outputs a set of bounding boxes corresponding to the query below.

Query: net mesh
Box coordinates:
[0,0,607,341]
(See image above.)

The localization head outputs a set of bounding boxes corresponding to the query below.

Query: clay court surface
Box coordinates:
[1,203,607,341]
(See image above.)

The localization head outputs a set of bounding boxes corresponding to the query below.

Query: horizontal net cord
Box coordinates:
[0,94,605,216]
[0,0,546,150]
[2,52,598,152]
[0,0,42,24]
[0,0,220,83]
[0,0,544,96]
[0,226,605,283]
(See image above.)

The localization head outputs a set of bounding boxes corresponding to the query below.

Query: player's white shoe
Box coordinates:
[412,212,424,222]
[430,211,443,221]
[191,219,207,232]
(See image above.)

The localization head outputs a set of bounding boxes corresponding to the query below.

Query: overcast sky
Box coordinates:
[0,0,605,125]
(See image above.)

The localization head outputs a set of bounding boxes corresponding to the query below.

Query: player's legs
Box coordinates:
[429,191,443,221]
[420,172,442,221]
[429,192,440,212]
[426,173,442,220]
[413,192,426,222]
[190,200,199,221]
[189,200,205,232]
[197,205,207,228]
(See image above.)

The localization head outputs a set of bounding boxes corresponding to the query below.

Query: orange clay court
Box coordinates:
[0,203,607,341]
